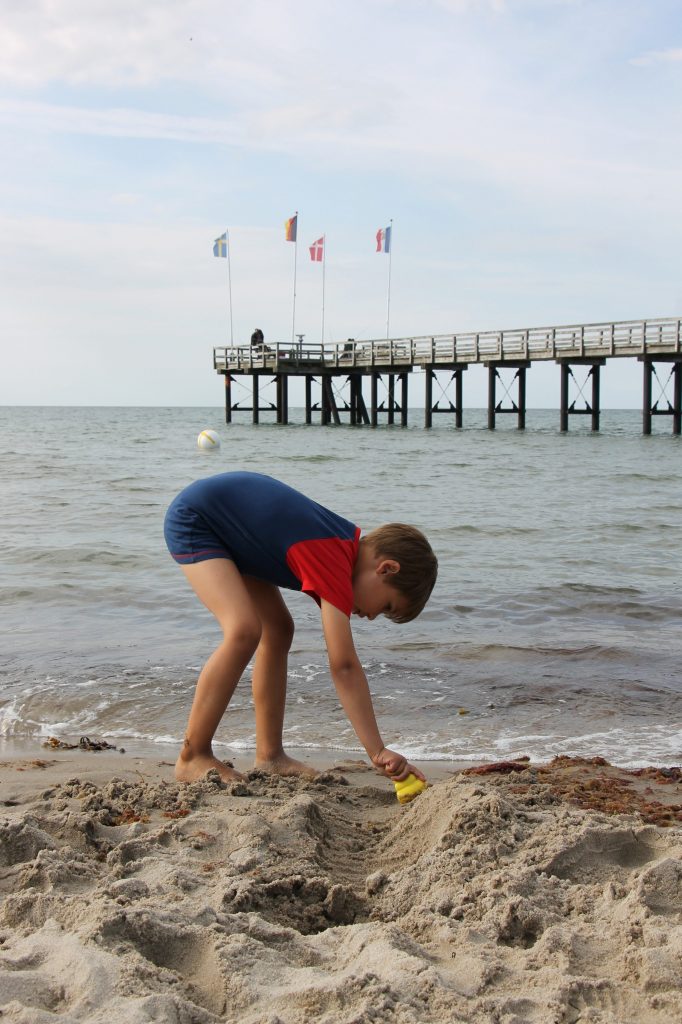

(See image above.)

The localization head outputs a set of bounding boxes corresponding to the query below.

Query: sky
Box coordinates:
[1,0,681,408]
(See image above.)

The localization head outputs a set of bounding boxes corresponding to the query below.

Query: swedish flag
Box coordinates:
[213,232,228,257]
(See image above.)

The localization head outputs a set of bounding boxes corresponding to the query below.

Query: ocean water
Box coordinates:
[1,405,681,768]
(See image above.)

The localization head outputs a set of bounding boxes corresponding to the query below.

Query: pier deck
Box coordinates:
[212,316,682,433]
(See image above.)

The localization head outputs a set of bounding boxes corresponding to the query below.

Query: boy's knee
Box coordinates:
[223,617,262,654]
[264,610,295,651]
[279,612,295,650]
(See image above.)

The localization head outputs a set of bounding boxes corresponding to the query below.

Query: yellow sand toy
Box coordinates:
[394,773,428,804]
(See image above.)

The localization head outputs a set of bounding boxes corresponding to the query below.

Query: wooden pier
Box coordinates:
[213,316,682,433]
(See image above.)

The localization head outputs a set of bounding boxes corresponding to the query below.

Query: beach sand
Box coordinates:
[1,749,681,1023]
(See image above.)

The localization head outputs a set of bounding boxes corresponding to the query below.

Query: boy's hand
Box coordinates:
[371,747,426,783]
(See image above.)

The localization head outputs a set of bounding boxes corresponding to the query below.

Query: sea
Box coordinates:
[1,405,681,769]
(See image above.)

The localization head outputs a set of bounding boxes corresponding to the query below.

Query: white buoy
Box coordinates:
[197,429,221,451]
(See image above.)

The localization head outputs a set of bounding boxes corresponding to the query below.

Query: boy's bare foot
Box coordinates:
[254,753,318,778]
[175,753,245,784]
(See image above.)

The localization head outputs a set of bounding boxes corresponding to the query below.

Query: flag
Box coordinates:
[376,225,391,253]
[213,232,228,257]
[309,236,324,262]
[284,215,298,242]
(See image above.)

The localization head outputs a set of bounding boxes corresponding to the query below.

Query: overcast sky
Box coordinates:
[1,0,681,407]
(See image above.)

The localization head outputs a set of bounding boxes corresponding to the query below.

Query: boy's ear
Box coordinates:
[376,558,400,576]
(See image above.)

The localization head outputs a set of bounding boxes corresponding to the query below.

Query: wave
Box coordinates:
[286,454,349,462]
[440,524,544,537]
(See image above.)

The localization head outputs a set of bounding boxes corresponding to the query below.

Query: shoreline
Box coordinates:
[2,733,680,773]
[0,743,461,795]
[1,750,681,1021]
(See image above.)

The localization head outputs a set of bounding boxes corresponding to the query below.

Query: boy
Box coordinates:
[164,471,437,784]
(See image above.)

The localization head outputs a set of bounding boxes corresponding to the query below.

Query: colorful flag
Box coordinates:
[309,236,324,262]
[213,232,228,257]
[284,215,298,242]
[376,225,391,253]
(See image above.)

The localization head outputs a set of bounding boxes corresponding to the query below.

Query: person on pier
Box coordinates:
[250,328,270,355]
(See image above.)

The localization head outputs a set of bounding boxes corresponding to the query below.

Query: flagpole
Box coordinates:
[386,218,393,340]
[321,234,326,344]
[226,228,234,346]
[291,210,298,345]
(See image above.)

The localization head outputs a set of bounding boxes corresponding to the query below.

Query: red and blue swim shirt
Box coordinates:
[164,471,361,617]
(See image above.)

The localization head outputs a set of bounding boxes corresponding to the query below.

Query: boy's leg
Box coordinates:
[177,558,262,783]
[244,577,316,777]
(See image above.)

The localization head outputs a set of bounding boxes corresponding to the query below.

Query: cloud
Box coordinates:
[0,0,300,90]
[428,0,506,11]
[0,98,244,144]
[1,81,679,222]
[109,192,143,206]
[630,47,682,67]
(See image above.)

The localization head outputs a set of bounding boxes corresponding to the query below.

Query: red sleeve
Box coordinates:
[286,531,360,616]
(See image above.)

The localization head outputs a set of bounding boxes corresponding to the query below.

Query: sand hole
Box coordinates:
[222,874,367,935]
[544,828,663,884]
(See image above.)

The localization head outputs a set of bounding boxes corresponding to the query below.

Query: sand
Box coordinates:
[1,750,681,1023]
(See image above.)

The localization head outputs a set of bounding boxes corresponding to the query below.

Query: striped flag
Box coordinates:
[376,225,391,253]
[309,236,324,262]
[284,215,298,242]
[213,232,228,257]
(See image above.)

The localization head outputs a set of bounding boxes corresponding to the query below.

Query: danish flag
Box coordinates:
[309,236,324,262]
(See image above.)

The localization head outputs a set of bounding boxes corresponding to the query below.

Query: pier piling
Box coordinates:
[224,374,232,424]
[252,375,259,425]
[371,373,379,427]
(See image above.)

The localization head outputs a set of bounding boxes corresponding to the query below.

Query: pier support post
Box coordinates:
[357,378,370,425]
[321,376,329,425]
[675,362,682,435]
[518,367,527,430]
[455,369,464,428]
[400,373,409,427]
[305,375,313,425]
[387,375,395,425]
[560,363,569,432]
[642,359,653,435]
[282,374,288,425]
[224,374,232,424]
[322,376,340,425]
[591,363,600,432]
[370,372,379,427]
[425,369,433,428]
[276,374,289,425]
[349,375,357,426]
[252,374,259,425]
[487,365,496,429]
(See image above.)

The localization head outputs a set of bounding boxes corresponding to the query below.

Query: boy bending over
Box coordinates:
[164,472,437,784]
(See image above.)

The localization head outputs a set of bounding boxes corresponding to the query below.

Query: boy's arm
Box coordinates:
[320,599,424,782]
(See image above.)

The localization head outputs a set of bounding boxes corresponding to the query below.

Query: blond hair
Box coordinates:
[363,523,437,623]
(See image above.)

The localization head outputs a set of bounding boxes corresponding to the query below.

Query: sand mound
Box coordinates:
[1,757,681,1023]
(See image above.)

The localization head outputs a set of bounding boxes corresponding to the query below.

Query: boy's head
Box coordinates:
[354,524,437,624]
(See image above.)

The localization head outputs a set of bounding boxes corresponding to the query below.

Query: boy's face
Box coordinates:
[352,558,407,621]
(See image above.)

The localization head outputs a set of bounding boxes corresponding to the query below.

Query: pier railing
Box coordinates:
[214,316,682,372]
